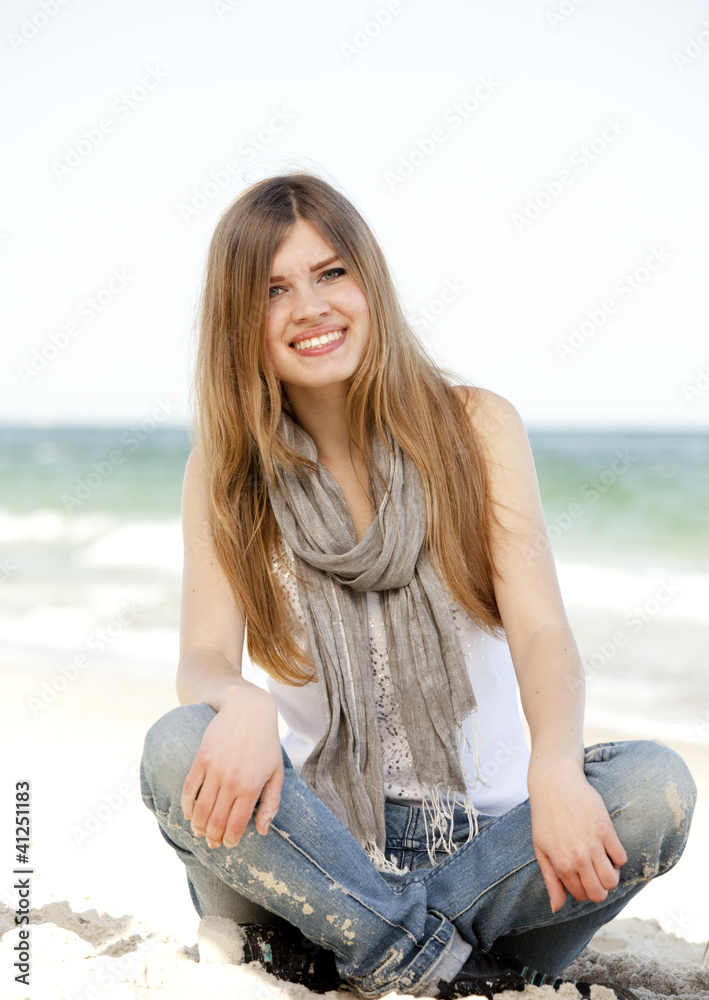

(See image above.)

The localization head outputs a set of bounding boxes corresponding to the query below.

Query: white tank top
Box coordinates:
[265,543,530,817]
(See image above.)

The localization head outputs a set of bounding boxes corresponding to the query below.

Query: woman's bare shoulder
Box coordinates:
[184,443,204,481]
[182,445,209,517]
[452,385,525,444]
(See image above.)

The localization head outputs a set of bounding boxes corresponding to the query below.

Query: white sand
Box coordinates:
[2,662,708,999]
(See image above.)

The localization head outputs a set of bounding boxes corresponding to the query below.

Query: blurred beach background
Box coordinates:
[1,0,708,996]
[1,424,707,743]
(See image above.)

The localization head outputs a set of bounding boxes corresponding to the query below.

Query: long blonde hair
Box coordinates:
[193,172,503,684]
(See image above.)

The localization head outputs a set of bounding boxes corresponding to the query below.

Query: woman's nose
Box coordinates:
[291,282,330,321]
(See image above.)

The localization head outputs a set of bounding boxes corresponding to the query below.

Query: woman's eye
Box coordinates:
[268,269,344,300]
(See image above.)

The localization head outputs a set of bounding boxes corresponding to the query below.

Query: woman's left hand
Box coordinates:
[528,758,628,913]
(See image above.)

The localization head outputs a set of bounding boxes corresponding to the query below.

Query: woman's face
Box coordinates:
[265,218,371,395]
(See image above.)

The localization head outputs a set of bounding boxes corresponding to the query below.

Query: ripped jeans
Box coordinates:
[140,704,695,998]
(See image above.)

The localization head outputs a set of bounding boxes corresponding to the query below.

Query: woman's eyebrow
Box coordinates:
[269,255,340,283]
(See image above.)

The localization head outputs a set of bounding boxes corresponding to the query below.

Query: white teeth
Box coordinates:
[293,329,345,351]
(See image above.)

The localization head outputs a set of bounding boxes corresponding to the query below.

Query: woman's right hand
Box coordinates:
[180,683,284,849]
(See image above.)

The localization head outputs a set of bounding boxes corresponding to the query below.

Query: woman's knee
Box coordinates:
[645,742,696,868]
[140,703,216,813]
[587,739,696,878]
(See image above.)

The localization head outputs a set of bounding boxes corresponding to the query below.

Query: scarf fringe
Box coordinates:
[420,782,479,867]
[366,842,411,875]
[418,713,483,867]
[366,785,479,874]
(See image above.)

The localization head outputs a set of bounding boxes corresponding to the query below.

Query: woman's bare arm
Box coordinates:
[176,448,283,849]
[463,388,627,913]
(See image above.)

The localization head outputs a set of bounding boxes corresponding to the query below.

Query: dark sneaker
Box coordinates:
[437,949,640,999]
[238,922,342,993]
[436,949,526,998]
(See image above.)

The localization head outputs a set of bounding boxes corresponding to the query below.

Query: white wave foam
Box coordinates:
[76,521,183,572]
[557,561,709,624]
[0,508,118,545]
[0,507,183,573]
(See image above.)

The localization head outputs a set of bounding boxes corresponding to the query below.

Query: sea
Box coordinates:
[1,425,707,746]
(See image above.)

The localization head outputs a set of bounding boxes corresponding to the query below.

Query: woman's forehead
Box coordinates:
[270,219,338,279]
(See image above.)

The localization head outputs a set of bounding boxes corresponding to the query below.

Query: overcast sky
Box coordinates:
[2,0,708,430]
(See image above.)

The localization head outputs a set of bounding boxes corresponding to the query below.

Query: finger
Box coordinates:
[564,854,607,903]
[601,822,628,869]
[181,760,205,821]
[591,847,622,893]
[536,850,568,914]
[559,873,589,902]
[189,774,220,838]
[255,766,284,836]
[578,817,625,896]
[549,847,593,902]
[204,787,242,848]
[223,794,261,849]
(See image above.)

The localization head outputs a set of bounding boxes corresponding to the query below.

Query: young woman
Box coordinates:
[140,173,695,999]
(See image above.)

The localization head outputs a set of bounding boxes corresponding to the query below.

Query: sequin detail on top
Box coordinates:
[367,593,424,801]
[273,539,425,800]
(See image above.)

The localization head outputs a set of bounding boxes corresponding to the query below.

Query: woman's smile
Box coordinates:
[290,326,347,353]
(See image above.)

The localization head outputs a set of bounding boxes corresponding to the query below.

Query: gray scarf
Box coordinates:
[268,413,479,867]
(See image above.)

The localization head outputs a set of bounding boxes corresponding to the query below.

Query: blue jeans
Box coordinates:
[140,704,695,998]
